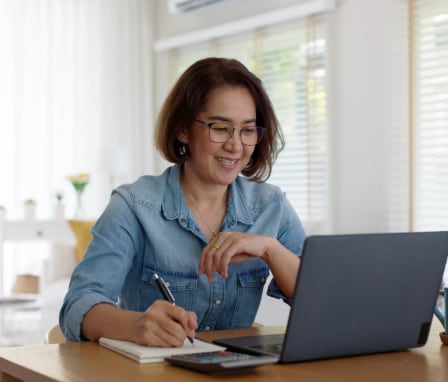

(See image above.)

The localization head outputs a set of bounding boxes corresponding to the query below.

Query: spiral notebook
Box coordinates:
[99,337,225,363]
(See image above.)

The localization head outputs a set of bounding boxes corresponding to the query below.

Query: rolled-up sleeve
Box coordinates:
[59,190,140,341]
[266,195,306,305]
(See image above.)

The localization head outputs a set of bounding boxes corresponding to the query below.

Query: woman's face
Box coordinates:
[181,86,257,187]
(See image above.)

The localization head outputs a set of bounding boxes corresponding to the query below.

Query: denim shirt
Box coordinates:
[59,165,306,341]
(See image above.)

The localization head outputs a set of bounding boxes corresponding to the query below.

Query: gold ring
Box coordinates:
[213,243,220,249]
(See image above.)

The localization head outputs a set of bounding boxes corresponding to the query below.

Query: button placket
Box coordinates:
[199,277,224,331]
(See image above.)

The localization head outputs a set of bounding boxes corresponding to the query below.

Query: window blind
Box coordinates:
[384,0,411,232]
[168,15,329,231]
[412,0,448,231]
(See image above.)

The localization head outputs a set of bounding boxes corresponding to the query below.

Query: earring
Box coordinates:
[178,144,187,156]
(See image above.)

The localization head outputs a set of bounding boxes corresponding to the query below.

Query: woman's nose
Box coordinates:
[224,130,243,151]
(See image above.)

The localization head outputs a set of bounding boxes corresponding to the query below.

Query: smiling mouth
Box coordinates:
[216,157,239,166]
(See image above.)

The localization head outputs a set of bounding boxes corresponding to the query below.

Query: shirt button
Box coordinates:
[165,282,170,287]
[215,299,221,305]
[205,326,211,331]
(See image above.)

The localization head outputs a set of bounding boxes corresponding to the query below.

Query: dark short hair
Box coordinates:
[154,57,284,182]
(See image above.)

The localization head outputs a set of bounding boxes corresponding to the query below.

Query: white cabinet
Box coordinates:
[0,219,75,296]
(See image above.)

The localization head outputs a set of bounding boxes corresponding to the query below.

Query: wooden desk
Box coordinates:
[0,323,447,382]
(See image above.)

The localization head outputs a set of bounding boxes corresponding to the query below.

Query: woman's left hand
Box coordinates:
[198,232,274,282]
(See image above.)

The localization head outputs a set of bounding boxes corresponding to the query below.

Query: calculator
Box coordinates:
[165,350,278,374]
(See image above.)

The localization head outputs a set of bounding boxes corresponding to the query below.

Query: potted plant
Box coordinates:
[53,192,65,219]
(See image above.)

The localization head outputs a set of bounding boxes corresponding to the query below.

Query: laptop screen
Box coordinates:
[215,232,448,363]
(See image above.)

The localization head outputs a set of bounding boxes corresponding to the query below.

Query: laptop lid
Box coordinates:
[215,232,448,363]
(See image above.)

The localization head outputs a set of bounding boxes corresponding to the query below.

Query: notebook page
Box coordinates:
[99,337,225,363]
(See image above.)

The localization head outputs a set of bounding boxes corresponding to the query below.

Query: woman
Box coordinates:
[59,57,306,346]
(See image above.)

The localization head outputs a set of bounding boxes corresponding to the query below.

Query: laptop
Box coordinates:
[214,232,448,363]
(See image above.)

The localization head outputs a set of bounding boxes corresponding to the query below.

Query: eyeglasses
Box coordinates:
[194,119,265,146]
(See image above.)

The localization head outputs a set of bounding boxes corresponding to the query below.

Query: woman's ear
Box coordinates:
[177,130,188,144]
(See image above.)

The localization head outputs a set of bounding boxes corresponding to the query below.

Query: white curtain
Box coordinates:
[0,0,153,219]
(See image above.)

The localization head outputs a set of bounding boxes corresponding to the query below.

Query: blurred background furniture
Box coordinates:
[44,324,65,344]
[0,219,74,297]
[0,218,94,346]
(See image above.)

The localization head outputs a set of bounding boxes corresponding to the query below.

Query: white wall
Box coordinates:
[149,0,407,325]
[155,0,304,37]
[329,0,388,234]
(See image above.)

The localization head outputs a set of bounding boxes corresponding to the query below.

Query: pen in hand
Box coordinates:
[153,273,195,345]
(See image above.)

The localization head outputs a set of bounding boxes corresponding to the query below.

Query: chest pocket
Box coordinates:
[231,266,269,327]
[141,267,198,311]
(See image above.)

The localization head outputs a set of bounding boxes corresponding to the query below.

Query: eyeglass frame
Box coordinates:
[193,119,266,146]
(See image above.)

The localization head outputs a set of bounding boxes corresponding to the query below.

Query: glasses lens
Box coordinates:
[239,126,258,145]
[209,124,232,143]
[208,123,265,145]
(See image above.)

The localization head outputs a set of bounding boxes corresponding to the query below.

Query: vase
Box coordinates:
[74,190,86,219]
[24,204,36,220]
[66,173,90,219]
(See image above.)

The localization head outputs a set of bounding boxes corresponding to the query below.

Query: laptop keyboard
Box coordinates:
[249,343,283,355]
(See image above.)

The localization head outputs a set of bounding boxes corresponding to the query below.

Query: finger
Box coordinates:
[209,238,230,281]
[135,317,164,346]
[216,234,261,273]
[150,317,189,347]
[143,302,186,347]
[187,311,198,338]
[198,246,207,275]
[151,324,184,347]
[214,240,236,279]
[206,248,217,282]
[218,253,232,278]
[202,236,236,281]
[137,313,178,347]
[200,241,219,282]
[166,304,197,342]
[161,320,189,346]
[198,239,217,275]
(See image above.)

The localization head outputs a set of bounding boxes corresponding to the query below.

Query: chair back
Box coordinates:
[45,324,65,344]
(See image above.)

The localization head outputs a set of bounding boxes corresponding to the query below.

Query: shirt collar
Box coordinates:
[161,164,254,228]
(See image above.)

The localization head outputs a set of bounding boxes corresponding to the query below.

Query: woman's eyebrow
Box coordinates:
[207,115,231,122]
[207,115,257,124]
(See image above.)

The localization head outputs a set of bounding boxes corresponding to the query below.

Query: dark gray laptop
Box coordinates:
[214,232,448,363]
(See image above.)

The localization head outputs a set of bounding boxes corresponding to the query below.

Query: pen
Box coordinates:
[153,273,194,345]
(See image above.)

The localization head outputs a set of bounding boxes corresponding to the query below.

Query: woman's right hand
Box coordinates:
[81,301,197,347]
[133,300,197,347]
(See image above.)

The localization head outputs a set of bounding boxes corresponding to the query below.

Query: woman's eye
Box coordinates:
[241,127,257,135]
[212,126,230,134]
